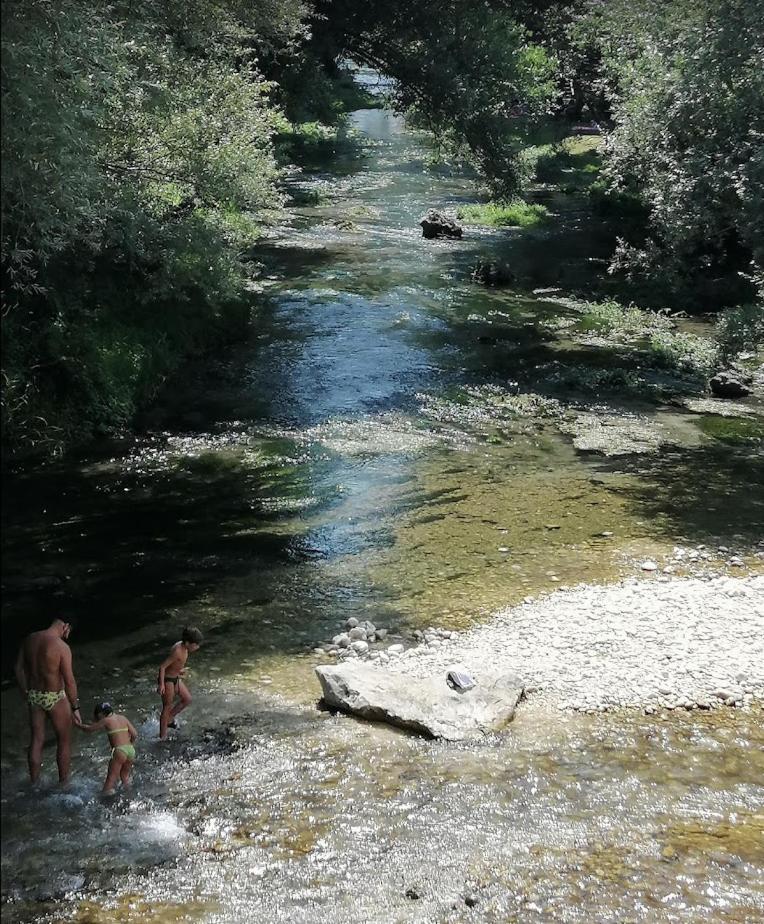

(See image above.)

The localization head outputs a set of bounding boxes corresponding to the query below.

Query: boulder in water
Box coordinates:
[314,661,523,740]
[709,369,753,399]
[420,209,463,240]
[471,259,515,286]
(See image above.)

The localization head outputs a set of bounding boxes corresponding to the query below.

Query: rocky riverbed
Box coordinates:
[348,574,764,716]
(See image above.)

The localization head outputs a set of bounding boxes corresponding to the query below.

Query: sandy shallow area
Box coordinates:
[384,575,764,714]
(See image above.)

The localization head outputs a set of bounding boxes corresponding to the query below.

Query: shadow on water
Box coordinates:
[604,446,764,548]
[0,450,341,671]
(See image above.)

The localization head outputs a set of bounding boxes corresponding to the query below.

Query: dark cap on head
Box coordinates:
[95,701,113,718]
[182,626,203,645]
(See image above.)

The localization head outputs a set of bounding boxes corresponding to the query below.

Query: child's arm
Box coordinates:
[79,717,107,734]
[127,719,138,742]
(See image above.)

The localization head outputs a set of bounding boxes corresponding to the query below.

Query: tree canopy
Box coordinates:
[2,0,761,452]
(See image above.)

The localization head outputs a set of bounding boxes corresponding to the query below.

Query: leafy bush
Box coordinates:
[1,0,305,451]
[583,0,764,288]
[715,303,764,364]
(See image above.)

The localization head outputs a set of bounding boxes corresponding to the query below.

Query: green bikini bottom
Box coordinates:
[111,744,136,761]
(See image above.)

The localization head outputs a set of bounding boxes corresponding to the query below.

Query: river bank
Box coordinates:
[385,574,764,714]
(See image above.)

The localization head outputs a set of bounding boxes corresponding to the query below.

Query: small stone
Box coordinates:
[349,626,367,640]
[464,894,479,908]
[375,628,388,640]
[405,887,421,900]
[351,640,369,654]
[640,560,658,572]
[498,547,510,553]
[345,617,359,629]
[387,644,404,655]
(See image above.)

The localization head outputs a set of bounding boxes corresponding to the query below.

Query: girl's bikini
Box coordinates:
[106,726,135,761]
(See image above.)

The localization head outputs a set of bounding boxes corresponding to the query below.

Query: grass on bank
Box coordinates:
[569,299,761,379]
[457,200,551,228]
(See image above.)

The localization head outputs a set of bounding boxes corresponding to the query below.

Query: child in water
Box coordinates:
[157,626,203,739]
[79,702,138,795]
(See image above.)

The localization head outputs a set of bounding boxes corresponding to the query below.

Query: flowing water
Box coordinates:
[2,85,763,922]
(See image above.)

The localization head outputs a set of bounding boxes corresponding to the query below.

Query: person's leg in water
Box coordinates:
[171,679,192,724]
[159,681,177,739]
[119,757,133,791]
[27,705,46,783]
[102,751,126,795]
[48,697,73,785]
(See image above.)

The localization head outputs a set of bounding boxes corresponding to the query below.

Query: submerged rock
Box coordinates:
[314,661,523,740]
[471,259,515,286]
[559,412,668,456]
[709,370,753,399]
[420,209,463,240]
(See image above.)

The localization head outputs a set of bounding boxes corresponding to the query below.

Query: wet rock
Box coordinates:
[559,412,669,456]
[314,662,523,740]
[349,626,367,641]
[374,628,388,641]
[350,640,369,655]
[640,560,658,572]
[471,259,515,286]
[405,886,421,900]
[420,209,463,240]
[709,370,753,399]
[464,894,479,908]
[345,617,359,629]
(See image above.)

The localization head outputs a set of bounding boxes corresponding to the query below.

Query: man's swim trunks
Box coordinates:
[27,689,66,711]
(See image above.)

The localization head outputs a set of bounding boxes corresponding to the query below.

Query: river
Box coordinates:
[2,86,763,923]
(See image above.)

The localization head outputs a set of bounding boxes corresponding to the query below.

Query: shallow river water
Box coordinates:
[2,93,763,922]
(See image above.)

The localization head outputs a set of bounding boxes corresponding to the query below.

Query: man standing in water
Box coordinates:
[14,618,82,785]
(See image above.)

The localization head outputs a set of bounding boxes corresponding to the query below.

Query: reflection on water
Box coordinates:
[2,86,763,921]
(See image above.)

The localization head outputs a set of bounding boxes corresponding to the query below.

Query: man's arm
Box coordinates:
[14,647,28,696]
[60,643,81,723]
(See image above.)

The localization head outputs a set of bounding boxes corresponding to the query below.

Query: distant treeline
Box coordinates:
[2,0,762,452]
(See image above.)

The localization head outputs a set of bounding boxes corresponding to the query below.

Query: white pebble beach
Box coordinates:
[385,575,764,713]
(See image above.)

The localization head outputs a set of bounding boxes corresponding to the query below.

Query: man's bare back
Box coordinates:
[21,630,72,693]
[15,619,81,783]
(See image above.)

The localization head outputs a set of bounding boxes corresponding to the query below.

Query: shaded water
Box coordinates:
[2,89,763,921]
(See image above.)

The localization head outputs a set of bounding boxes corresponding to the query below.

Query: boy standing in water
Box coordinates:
[157,627,203,739]
[78,702,137,795]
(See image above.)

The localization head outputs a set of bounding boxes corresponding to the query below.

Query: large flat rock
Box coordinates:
[315,662,523,741]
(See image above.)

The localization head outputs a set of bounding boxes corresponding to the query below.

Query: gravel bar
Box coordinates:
[387,575,764,714]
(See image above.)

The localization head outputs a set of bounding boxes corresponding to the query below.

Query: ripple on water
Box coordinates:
[14,709,760,924]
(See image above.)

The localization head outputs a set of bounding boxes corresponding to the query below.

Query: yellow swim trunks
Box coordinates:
[27,689,66,711]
